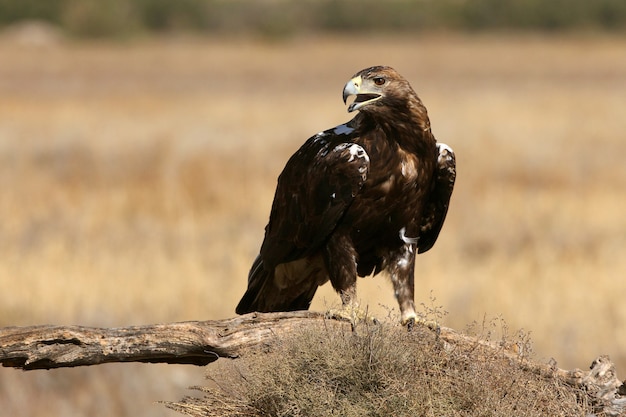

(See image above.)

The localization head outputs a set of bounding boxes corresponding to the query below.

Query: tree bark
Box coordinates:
[0,311,325,369]
[1,312,624,415]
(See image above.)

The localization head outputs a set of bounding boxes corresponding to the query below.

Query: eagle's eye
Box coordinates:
[373,77,386,86]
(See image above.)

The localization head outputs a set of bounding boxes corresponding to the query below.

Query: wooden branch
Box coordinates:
[0,311,330,370]
[1,312,624,415]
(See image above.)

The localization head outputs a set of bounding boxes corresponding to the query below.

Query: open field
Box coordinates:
[1,33,625,416]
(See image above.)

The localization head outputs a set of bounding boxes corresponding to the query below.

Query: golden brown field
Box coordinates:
[1,33,625,416]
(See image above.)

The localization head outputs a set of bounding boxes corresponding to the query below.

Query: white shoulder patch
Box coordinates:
[331,143,369,165]
[348,144,369,163]
[333,124,354,135]
[436,142,454,164]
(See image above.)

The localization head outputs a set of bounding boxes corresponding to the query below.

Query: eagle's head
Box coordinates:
[342,66,415,113]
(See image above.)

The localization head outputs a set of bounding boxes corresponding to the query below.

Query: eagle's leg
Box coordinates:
[389,244,438,331]
[389,244,418,325]
[323,233,375,325]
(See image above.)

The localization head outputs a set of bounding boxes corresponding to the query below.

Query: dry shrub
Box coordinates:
[167,319,591,417]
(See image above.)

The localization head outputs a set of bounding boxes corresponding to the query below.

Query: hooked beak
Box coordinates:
[343,76,360,107]
[342,75,382,113]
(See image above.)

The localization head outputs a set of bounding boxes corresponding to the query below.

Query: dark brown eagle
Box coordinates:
[236,66,456,326]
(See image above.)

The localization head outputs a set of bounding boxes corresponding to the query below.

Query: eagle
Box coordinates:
[236,66,456,327]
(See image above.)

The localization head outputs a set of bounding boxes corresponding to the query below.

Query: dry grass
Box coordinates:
[0,33,625,416]
[168,318,591,417]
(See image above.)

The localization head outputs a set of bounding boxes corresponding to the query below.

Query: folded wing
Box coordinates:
[418,142,456,254]
[236,132,370,314]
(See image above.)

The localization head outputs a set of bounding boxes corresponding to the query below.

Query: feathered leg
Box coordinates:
[323,233,372,324]
[388,244,418,325]
[388,243,439,331]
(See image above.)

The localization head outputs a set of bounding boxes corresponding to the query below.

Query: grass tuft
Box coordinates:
[167,319,591,417]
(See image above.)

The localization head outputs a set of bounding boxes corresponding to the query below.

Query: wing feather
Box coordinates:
[417,142,456,254]
[237,130,369,314]
[260,132,370,269]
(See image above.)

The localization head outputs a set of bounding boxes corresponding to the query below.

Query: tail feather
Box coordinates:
[235,256,267,314]
[235,256,325,314]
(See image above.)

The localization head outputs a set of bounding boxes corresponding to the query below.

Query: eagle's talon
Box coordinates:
[405,317,415,332]
[420,318,441,333]
[325,306,378,327]
[402,316,440,333]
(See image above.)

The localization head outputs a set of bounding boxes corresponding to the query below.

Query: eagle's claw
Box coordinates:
[325,305,378,327]
[403,316,440,333]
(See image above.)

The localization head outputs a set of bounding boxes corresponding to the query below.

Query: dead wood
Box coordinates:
[0,311,326,369]
[1,312,624,415]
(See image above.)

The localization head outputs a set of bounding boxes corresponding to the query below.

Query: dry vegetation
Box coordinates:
[168,319,591,417]
[0,32,625,416]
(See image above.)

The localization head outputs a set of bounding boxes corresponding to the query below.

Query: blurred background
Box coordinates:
[1,1,625,416]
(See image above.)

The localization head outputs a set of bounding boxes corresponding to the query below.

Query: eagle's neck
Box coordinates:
[356,95,435,155]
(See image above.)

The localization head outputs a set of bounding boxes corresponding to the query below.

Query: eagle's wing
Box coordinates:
[235,131,369,314]
[260,132,370,267]
[417,142,456,254]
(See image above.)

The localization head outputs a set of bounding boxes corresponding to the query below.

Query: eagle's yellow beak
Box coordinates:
[343,76,361,107]
[342,75,382,113]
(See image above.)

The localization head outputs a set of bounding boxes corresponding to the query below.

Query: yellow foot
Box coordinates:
[325,305,379,327]
[403,316,440,333]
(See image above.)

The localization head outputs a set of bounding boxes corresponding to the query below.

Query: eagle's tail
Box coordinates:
[235,256,270,314]
[235,256,322,314]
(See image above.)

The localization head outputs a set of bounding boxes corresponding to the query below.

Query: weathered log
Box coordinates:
[1,312,624,415]
[0,311,328,369]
